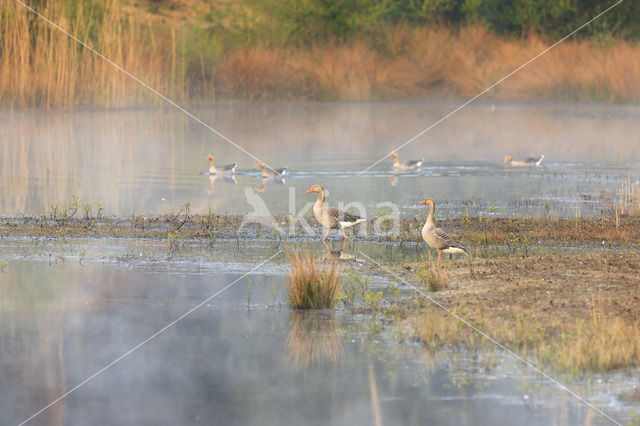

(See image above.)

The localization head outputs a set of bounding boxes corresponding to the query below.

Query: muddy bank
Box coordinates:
[353,251,640,373]
[3,211,639,373]
[2,214,640,249]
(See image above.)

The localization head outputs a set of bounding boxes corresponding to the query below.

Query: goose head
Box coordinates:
[419,198,435,208]
[306,184,324,194]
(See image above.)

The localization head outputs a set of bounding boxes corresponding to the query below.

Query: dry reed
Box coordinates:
[417,254,449,292]
[617,174,640,217]
[3,1,640,108]
[287,253,343,309]
[414,306,640,373]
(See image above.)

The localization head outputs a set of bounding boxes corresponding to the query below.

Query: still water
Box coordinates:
[1,101,639,217]
[0,240,638,425]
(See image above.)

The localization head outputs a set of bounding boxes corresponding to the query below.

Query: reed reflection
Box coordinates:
[286,311,344,370]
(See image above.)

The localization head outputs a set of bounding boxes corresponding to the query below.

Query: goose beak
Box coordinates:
[306,188,313,193]
[255,162,260,167]
[419,200,427,204]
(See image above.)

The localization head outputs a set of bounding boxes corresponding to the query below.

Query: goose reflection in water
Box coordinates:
[206,174,236,195]
[254,176,286,193]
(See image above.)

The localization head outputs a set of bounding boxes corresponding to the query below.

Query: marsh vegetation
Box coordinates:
[3,0,640,107]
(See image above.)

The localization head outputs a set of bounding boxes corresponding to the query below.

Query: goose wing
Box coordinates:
[434,227,465,251]
[327,208,362,224]
[405,159,424,167]
[220,162,237,172]
[274,167,287,176]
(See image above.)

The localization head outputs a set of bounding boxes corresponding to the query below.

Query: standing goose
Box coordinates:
[206,154,237,175]
[504,154,544,167]
[389,152,424,170]
[307,185,366,240]
[255,162,287,178]
[419,198,468,260]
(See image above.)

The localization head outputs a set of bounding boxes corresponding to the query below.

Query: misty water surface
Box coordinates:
[1,101,639,218]
[1,251,636,426]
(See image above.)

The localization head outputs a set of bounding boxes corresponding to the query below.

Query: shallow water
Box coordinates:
[1,102,639,218]
[0,242,638,425]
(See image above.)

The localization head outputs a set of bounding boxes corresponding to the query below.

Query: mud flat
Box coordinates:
[2,212,639,375]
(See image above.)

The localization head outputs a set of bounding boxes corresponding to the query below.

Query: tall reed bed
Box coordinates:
[217,26,640,102]
[287,253,343,309]
[616,174,640,218]
[2,1,640,107]
[0,0,201,108]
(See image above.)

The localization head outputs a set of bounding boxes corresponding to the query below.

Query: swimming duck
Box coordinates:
[307,185,366,240]
[389,152,424,170]
[255,162,287,178]
[503,154,544,167]
[419,198,468,260]
[206,154,237,175]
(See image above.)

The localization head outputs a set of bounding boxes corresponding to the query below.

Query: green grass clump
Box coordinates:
[287,253,343,309]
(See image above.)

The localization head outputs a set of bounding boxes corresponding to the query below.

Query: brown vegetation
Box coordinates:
[392,252,640,373]
[2,0,640,107]
[416,255,449,292]
[287,253,343,309]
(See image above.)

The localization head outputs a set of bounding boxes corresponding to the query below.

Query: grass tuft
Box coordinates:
[417,255,449,292]
[287,253,343,309]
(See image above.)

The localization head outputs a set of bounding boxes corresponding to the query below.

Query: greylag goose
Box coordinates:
[206,154,237,175]
[504,154,544,167]
[419,198,468,260]
[307,185,366,240]
[255,162,287,178]
[389,152,424,170]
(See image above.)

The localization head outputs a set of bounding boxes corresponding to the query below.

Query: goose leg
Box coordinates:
[323,228,332,241]
[323,240,330,251]
[438,250,442,261]
[341,228,349,239]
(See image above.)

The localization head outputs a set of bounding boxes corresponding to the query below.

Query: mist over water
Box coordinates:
[1,101,638,217]
[1,257,634,425]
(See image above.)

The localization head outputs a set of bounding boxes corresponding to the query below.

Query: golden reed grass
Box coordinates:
[287,253,343,309]
[414,307,640,373]
[3,1,640,107]
[1,0,191,108]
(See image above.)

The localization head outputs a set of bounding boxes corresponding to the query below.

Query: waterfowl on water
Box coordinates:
[255,162,287,178]
[503,154,544,167]
[206,154,237,175]
[389,152,424,170]
[306,185,366,240]
[419,198,468,260]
